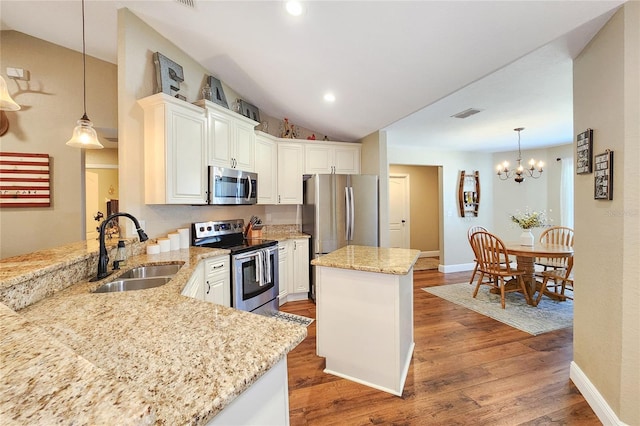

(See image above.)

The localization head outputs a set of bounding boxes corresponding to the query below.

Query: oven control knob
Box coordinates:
[207,226,212,231]
[199,227,205,232]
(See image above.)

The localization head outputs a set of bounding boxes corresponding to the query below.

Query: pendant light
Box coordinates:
[66,0,103,149]
[496,127,543,183]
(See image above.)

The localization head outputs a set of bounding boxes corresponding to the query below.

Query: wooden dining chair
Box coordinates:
[536,226,574,272]
[467,226,487,284]
[535,256,574,306]
[470,231,531,309]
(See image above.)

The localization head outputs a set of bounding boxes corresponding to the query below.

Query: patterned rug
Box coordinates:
[414,257,439,271]
[271,311,314,327]
[422,283,573,335]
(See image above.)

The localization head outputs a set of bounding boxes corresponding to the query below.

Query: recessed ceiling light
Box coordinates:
[324,93,336,103]
[286,1,304,16]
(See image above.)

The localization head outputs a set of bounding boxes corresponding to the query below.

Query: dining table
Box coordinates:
[503,241,574,304]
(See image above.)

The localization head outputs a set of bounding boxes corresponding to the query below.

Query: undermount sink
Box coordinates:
[93,276,173,293]
[93,264,182,293]
[119,264,182,279]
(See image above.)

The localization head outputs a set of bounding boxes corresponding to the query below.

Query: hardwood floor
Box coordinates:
[280,269,600,426]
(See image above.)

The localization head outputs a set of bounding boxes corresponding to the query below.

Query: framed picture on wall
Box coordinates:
[594,150,613,200]
[576,128,593,174]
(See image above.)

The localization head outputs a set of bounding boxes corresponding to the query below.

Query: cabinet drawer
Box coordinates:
[206,256,229,278]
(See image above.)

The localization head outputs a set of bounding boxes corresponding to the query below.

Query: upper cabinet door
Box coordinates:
[206,109,233,168]
[195,100,258,172]
[255,134,278,205]
[234,121,256,172]
[333,145,361,174]
[304,144,333,174]
[277,142,304,204]
[304,142,360,175]
[139,93,207,205]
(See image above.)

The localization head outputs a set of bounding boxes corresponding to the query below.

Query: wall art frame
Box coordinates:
[594,149,613,200]
[576,128,593,174]
[205,75,228,109]
[0,152,51,207]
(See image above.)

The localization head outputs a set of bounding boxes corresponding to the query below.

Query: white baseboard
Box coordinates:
[570,361,628,425]
[420,250,440,258]
[440,262,476,273]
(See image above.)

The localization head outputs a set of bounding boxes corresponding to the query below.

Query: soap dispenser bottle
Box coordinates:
[114,240,127,269]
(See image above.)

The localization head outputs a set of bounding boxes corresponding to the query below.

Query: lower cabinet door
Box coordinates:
[204,256,230,306]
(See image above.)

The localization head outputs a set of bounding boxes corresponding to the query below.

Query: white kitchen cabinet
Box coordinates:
[277,241,292,305]
[138,93,208,205]
[207,358,290,425]
[255,133,278,205]
[289,238,310,300]
[277,142,304,204]
[304,142,361,175]
[181,262,205,300]
[195,100,258,171]
[204,256,230,307]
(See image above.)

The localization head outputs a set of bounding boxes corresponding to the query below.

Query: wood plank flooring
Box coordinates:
[280,269,600,425]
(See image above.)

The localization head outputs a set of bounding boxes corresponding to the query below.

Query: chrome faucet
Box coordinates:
[92,212,148,281]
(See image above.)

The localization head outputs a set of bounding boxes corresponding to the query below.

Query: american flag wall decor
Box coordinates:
[0,152,51,207]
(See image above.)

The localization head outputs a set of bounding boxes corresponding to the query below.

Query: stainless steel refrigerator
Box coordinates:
[302,174,379,301]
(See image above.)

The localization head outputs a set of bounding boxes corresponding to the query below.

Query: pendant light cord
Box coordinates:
[81,0,88,120]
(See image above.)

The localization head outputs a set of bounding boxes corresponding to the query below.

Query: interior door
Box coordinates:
[388,174,410,248]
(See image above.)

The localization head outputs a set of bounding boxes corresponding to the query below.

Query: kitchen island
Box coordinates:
[0,241,306,425]
[311,245,420,396]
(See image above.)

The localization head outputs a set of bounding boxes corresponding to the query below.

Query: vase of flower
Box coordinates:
[511,209,547,246]
[520,229,534,246]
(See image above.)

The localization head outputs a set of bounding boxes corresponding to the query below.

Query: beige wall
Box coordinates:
[117,9,267,239]
[573,3,639,424]
[386,145,495,267]
[359,130,389,247]
[389,165,439,252]
[0,31,117,258]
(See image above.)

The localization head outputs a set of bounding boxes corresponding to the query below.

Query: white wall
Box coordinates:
[491,144,573,242]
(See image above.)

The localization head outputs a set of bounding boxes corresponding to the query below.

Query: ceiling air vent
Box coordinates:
[174,0,195,8]
[451,108,482,119]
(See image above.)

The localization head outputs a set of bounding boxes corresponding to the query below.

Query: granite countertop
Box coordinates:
[1,246,307,425]
[311,245,421,275]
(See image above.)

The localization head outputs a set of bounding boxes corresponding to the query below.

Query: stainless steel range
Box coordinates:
[192,219,279,316]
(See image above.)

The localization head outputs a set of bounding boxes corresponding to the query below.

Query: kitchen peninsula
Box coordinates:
[312,245,420,396]
[0,241,306,425]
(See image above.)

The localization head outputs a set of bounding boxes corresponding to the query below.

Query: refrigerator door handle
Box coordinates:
[349,186,355,242]
[345,186,351,241]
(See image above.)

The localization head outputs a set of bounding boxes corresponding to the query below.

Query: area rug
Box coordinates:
[414,257,439,271]
[422,283,573,335]
[271,311,314,327]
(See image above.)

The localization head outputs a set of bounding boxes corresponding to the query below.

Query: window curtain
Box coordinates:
[559,157,574,228]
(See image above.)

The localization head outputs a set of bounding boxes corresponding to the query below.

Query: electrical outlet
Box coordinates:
[6,67,29,81]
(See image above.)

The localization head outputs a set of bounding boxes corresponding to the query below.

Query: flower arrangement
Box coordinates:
[511,209,547,229]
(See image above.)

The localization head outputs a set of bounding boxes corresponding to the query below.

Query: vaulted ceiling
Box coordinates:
[0,0,625,151]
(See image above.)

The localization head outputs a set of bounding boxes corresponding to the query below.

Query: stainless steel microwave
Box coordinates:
[208,167,257,205]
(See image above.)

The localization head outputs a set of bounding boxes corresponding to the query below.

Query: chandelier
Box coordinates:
[496,127,543,183]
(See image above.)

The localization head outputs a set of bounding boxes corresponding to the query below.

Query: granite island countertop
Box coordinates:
[0,245,307,425]
[311,245,420,275]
